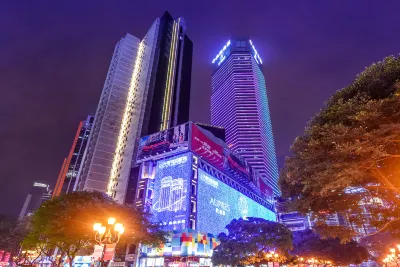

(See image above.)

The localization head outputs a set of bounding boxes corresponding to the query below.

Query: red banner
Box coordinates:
[2,252,10,263]
[103,244,116,261]
[191,124,224,169]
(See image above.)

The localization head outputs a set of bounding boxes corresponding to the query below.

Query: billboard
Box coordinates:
[103,244,116,261]
[223,149,250,179]
[191,124,251,182]
[196,169,276,235]
[251,171,274,200]
[191,123,224,169]
[137,123,189,162]
[151,152,192,231]
[192,124,273,198]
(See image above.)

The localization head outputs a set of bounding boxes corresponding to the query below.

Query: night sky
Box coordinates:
[1,1,400,217]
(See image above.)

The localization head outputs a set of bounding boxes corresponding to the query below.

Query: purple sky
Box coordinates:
[1,1,400,216]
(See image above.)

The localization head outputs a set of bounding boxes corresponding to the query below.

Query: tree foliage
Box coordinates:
[211,218,292,267]
[359,222,400,259]
[24,191,165,267]
[0,215,29,264]
[280,56,400,240]
[292,230,369,265]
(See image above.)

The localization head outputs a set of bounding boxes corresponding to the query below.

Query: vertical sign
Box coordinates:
[93,244,104,261]
[103,244,116,261]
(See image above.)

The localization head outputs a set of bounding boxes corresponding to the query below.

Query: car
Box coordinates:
[139,139,171,157]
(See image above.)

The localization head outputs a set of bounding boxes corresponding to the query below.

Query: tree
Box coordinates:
[280,56,400,241]
[211,218,292,267]
[24,191,165,267]
[292,230,369,265]
[0,215,29,265]
[360,231,400,259]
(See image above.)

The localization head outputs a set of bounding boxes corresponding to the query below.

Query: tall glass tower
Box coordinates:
[77,12,193,203]
[211,39,280,195]
[52,115,94,197]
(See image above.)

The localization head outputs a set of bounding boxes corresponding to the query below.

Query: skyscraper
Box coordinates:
[77,12,192,203]
[53,115,94,196]
[19,182,52,220]
[211,39,280,195]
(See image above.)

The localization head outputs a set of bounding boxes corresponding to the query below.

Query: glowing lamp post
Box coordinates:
[93,217,124,267]
[264,251,279,263]
[298,257,331,267]
[383,245,400,267]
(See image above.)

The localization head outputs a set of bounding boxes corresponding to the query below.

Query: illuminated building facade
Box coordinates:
[133,122,276,267]
[77,12,192,203]
[211,39,280,195]
[276,198,309,232]
[52,115,94,196]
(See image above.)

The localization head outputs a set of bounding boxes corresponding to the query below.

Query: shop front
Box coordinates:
[139,229,218,267]
[71,256,93,267]
[140,256,213,267]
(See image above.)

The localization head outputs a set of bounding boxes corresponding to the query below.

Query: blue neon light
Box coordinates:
[212,40,231,64]
[249,40,263,64]
[151,152,192,231]
[218,55,226,66]
[196,169,276,235]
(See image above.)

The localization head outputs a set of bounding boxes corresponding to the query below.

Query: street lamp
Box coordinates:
[93,217,125,267]
[264,251,279,262]
[299,257,331,267]
[383,245,400,267]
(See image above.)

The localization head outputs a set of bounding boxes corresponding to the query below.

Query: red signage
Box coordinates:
[93,244,104,261]
[0,251,10,264]
[273,262,280,267]
[103,244,116,261]
[191,123,275,198]
[2,252,10,263]
[191,124,224,169]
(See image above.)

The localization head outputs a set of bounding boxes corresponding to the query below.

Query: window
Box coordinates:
[191,201,196,212]
[236,41,246,48]
[137,189,144,198]
[190,219,196,230]
[191,184,196,195]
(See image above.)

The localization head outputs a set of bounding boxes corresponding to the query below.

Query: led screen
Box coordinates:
[137,123,189,163]
[151,152,192,231]
[191,124,252,182]
[197,169,276,235]
[191,124,224,169]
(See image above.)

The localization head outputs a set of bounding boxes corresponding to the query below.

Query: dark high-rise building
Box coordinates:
[53,116,94,196]
[77,11,193,203]
[19,182,52,220]
[140,12,193,136]
[211,39,280,196]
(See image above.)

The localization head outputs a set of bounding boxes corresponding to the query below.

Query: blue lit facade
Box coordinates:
[134,122,276,236]
[211,39,280,195]
[197,169,276,235]
[151,153,192,231]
